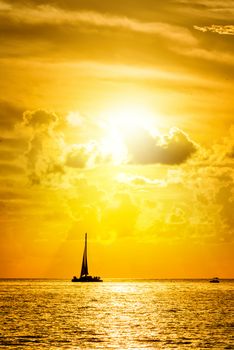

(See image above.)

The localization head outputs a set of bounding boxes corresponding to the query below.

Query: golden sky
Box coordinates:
[0,0,233,278]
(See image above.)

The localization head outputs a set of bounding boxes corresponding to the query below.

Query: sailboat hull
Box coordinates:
[72,276,103,282]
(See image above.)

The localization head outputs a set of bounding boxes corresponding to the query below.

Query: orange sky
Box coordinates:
[0,0,233,278]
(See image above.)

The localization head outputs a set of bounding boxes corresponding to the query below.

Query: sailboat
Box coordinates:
[71,233,103,282]
[210,277,220,283]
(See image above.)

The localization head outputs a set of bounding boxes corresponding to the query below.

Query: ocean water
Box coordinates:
[0,279,233,349]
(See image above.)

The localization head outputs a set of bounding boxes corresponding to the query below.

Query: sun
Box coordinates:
[99,103,159,164]
[105,103,157,134]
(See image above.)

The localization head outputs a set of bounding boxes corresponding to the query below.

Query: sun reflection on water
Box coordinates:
[0,279,233,349]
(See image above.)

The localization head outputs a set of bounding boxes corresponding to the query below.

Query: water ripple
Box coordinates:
[0,279,233,349]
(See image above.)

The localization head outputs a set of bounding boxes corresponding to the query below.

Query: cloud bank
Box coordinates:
[17,108,199,184]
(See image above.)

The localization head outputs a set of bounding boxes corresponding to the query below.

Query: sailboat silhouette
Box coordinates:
[72,233,103,282]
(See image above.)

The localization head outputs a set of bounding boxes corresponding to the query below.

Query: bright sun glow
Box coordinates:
[105,104,157,134]
[99,103,159,164]
[67,111,83,126]
[66,104,161,165]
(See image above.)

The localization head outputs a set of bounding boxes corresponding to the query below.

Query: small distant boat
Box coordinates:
[72,233,103,282]
[210,277,220,283]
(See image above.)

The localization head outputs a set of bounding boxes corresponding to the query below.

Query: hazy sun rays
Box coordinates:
[99,127,127,165]
[103,103,159,136]
[65,102,162,166]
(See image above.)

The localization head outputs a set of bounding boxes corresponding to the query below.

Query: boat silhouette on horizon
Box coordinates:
[72,233,103,282]
[210,277,220,283]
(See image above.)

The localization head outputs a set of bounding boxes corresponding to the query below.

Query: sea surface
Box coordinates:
[0,279,233,349]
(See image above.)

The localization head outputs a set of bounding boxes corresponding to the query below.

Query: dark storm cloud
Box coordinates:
[126,127,197,165]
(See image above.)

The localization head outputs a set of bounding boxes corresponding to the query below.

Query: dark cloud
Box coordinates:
[23,109,59,128]
[126,127,197,165]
